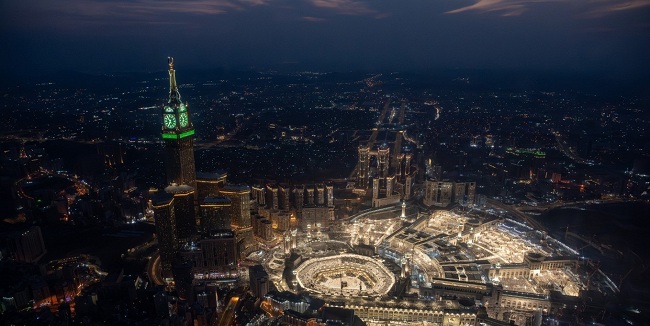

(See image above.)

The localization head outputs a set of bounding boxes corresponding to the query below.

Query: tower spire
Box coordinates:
[168,57,181,104]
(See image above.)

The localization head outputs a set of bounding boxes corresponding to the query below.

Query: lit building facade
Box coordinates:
[423,180,454,207]
[249,265,270,298]
[424,180,476,207]
[152,192,177,278]
[200,196,232,233]
[196,171,227,203]
[2,226,46,263]
[165,184,196,243]
[220,185,251,228]
[356,145,370,189]
[252,186,266,206]
[178,230,238,280]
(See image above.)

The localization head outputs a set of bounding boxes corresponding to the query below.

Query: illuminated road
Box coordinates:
[391,101,406,167]
[260,299,282,318]
[552,130,595,165]
[349,99,392,179]
[371,99,391,145]
[147,251,165,286]
[216,296,239,326]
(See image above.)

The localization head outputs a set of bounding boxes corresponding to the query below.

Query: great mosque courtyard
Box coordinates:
[295,254,395,296]
[255,205,597,325]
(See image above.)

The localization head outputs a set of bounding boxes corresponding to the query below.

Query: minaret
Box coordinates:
[401,201,406,218]
[162,57,196,188]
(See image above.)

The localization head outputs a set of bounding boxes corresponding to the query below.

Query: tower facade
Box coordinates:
[200,196,232,233]
[165,184,196,243]
[377,145,390,178]
[356,145,370,189]
[4,226,46,263]
[152,192,177,278]
[219,185,251,228]
[162,57,196,187]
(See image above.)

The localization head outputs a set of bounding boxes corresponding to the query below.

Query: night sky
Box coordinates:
[1,0,649,79]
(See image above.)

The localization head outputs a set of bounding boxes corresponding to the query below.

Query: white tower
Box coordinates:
[290,229,297,249]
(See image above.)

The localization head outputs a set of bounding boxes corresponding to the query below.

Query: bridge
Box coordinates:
[486,198,548,233]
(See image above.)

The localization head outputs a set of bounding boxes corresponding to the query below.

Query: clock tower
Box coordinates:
[162,57,196,187]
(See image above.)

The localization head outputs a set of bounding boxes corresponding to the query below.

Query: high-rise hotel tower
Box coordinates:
[162,57,196,188]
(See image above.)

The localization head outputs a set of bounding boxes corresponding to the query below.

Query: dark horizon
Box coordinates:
[2,0,649,87]
[8,66,649,98]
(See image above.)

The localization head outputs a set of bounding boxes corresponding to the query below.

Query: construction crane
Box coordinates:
[585,260,600,290]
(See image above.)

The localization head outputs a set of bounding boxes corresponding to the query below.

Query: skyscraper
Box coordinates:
[356,145,370,189]
[152,192,177,278]
[178,230,239,280]
[196,171,227,204]
[423,180,454,207]
[165,184,196,243]
[377,145,390,178]
[249,265,270,298]
[200,196,232,233]
[162,57,196,188]
[219,185,251,228]
[2,226,46,263]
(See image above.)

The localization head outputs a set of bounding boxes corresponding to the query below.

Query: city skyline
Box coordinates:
[1,2,650,324]
[1,56,649,325]
[1,0,649,82]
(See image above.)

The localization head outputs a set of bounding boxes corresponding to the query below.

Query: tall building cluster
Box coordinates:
[150,59,342,287]
[423,179,476,207]
[151,58,252,281]
[356,144,414,207]
[252,183,334,231]
[0,226,46,263]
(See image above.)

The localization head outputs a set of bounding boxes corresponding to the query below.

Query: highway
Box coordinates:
[349,99,392,179]
[391,101,405,168]
[552,130,594,165]
[146,251,165,286]
[215,296,239,326]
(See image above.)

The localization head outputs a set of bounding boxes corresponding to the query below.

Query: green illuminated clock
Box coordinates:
[164,114,176,129]
[179,112,189,128]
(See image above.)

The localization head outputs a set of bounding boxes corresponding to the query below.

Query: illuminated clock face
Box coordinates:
[164,114,176,129]
[179,112,189,128]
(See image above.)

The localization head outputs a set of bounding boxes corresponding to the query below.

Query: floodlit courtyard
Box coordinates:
[295,254,396,296]
[470,222,546,264]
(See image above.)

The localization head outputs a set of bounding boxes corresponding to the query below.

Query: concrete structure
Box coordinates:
[266,184,279,210]
[249,265,270,298]
[178,230,238,280]
[195,171,227,203]
[165,184,196,243]
[252,186,266,206]
[377,145,390,178]
[220,185,251,228]
[423,180,454,207]
[2,226,46,263]
[200,196,231,233]
[301,206,331,230]
[152,192,177,278]
[356,145,370,189]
